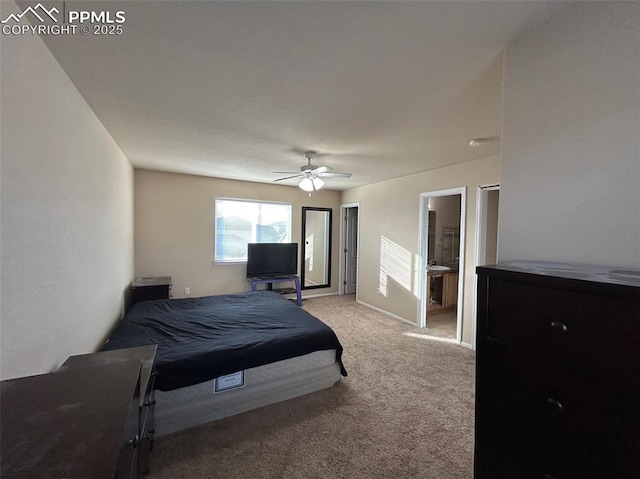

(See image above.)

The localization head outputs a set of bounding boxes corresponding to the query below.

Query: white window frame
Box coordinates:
[214,197,292,264]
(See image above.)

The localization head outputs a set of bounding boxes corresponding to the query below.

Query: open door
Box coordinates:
[340,204,359,295]
[472,184,500,349]
[476,185,500,266]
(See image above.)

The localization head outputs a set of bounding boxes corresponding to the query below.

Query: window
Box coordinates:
[215,198,292,263]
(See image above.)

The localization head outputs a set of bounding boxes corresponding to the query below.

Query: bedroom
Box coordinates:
[1,1,639,478]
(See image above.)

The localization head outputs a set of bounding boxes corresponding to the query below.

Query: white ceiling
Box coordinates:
[40,0,569,190]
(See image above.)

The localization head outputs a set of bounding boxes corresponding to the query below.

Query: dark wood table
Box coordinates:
[1,359,143,478]
[60,344,158,477]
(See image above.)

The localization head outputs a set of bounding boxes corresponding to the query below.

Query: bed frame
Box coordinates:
[154,350,341,436]
[102,291,346,436]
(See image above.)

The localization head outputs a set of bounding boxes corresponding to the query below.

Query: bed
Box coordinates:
[102,290,347,437]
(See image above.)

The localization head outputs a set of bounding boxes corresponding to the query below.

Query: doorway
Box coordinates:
[418,187,466,344]
[475,185,499,266]
[339,203,359,296]
[472,184,500,349]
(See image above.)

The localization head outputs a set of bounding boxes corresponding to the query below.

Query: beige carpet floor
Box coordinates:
[147,295,476,479]
[425,310,458,340]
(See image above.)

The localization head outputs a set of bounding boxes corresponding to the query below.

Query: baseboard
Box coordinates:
[356,299,417,327]
[301,291,339,300]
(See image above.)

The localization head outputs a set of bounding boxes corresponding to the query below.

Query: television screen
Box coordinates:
[246,243,298,279]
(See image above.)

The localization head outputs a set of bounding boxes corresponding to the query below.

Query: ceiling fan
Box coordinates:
[273,151,352,192]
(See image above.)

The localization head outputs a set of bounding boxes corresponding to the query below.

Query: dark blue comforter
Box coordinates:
[102,291,346,391]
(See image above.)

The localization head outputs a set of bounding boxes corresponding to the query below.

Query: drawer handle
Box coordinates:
[126,434,139,448]
[546,398,564,412]
[550,321,568,333]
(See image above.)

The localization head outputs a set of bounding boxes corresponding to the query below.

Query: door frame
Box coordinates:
[417,187,466,344]
[339,202,360,298]
[471,184,500,349]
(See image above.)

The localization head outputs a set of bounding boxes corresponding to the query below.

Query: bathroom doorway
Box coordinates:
[417,187,466,344]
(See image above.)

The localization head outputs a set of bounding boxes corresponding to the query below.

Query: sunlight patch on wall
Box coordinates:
[378,236,412,297]
[413,253,421,298]
[305,232,314,272]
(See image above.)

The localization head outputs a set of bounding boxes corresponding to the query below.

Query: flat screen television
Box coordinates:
[246,243,298,279]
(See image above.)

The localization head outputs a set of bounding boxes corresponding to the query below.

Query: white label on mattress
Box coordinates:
[214,371,245,393]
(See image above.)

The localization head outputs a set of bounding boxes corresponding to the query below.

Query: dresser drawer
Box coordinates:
[138,404,154,476]
[483,342,640,478]
[140,372,156,443]
[138,369,155,476]
[116,373,141,479]
[487,279,640,386]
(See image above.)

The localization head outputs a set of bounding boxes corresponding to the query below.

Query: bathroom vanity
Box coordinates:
[427,268,458,314]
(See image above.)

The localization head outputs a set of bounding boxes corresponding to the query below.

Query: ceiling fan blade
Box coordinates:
[273,174,303,182]
[318,172,352,178]
[311,166,329,175]
[273,171,300,174]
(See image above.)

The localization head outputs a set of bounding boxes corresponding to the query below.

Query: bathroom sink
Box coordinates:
[428,265,451,272]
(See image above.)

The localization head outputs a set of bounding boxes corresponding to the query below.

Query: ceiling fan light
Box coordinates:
[312,177,325,190]
[299,177,314,192]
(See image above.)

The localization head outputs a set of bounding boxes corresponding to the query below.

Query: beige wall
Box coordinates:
[134,169,341,298]
[0,0,134,380]
[499,1,640,268]
[341,155,500,345]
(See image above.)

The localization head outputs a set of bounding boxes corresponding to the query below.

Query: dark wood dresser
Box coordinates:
[475,262,640,479]
[60,345,158,477]
[131,276,172,305]
[1,345,157,479]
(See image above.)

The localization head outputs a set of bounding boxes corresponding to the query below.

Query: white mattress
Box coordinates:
[154,349,341,437]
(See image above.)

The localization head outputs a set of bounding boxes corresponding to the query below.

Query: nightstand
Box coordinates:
[131,276,172,305]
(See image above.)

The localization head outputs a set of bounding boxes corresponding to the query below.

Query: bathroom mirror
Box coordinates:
[301,207,332,289]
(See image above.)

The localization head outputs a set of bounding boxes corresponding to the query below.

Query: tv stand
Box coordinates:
[249,276,302,306]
